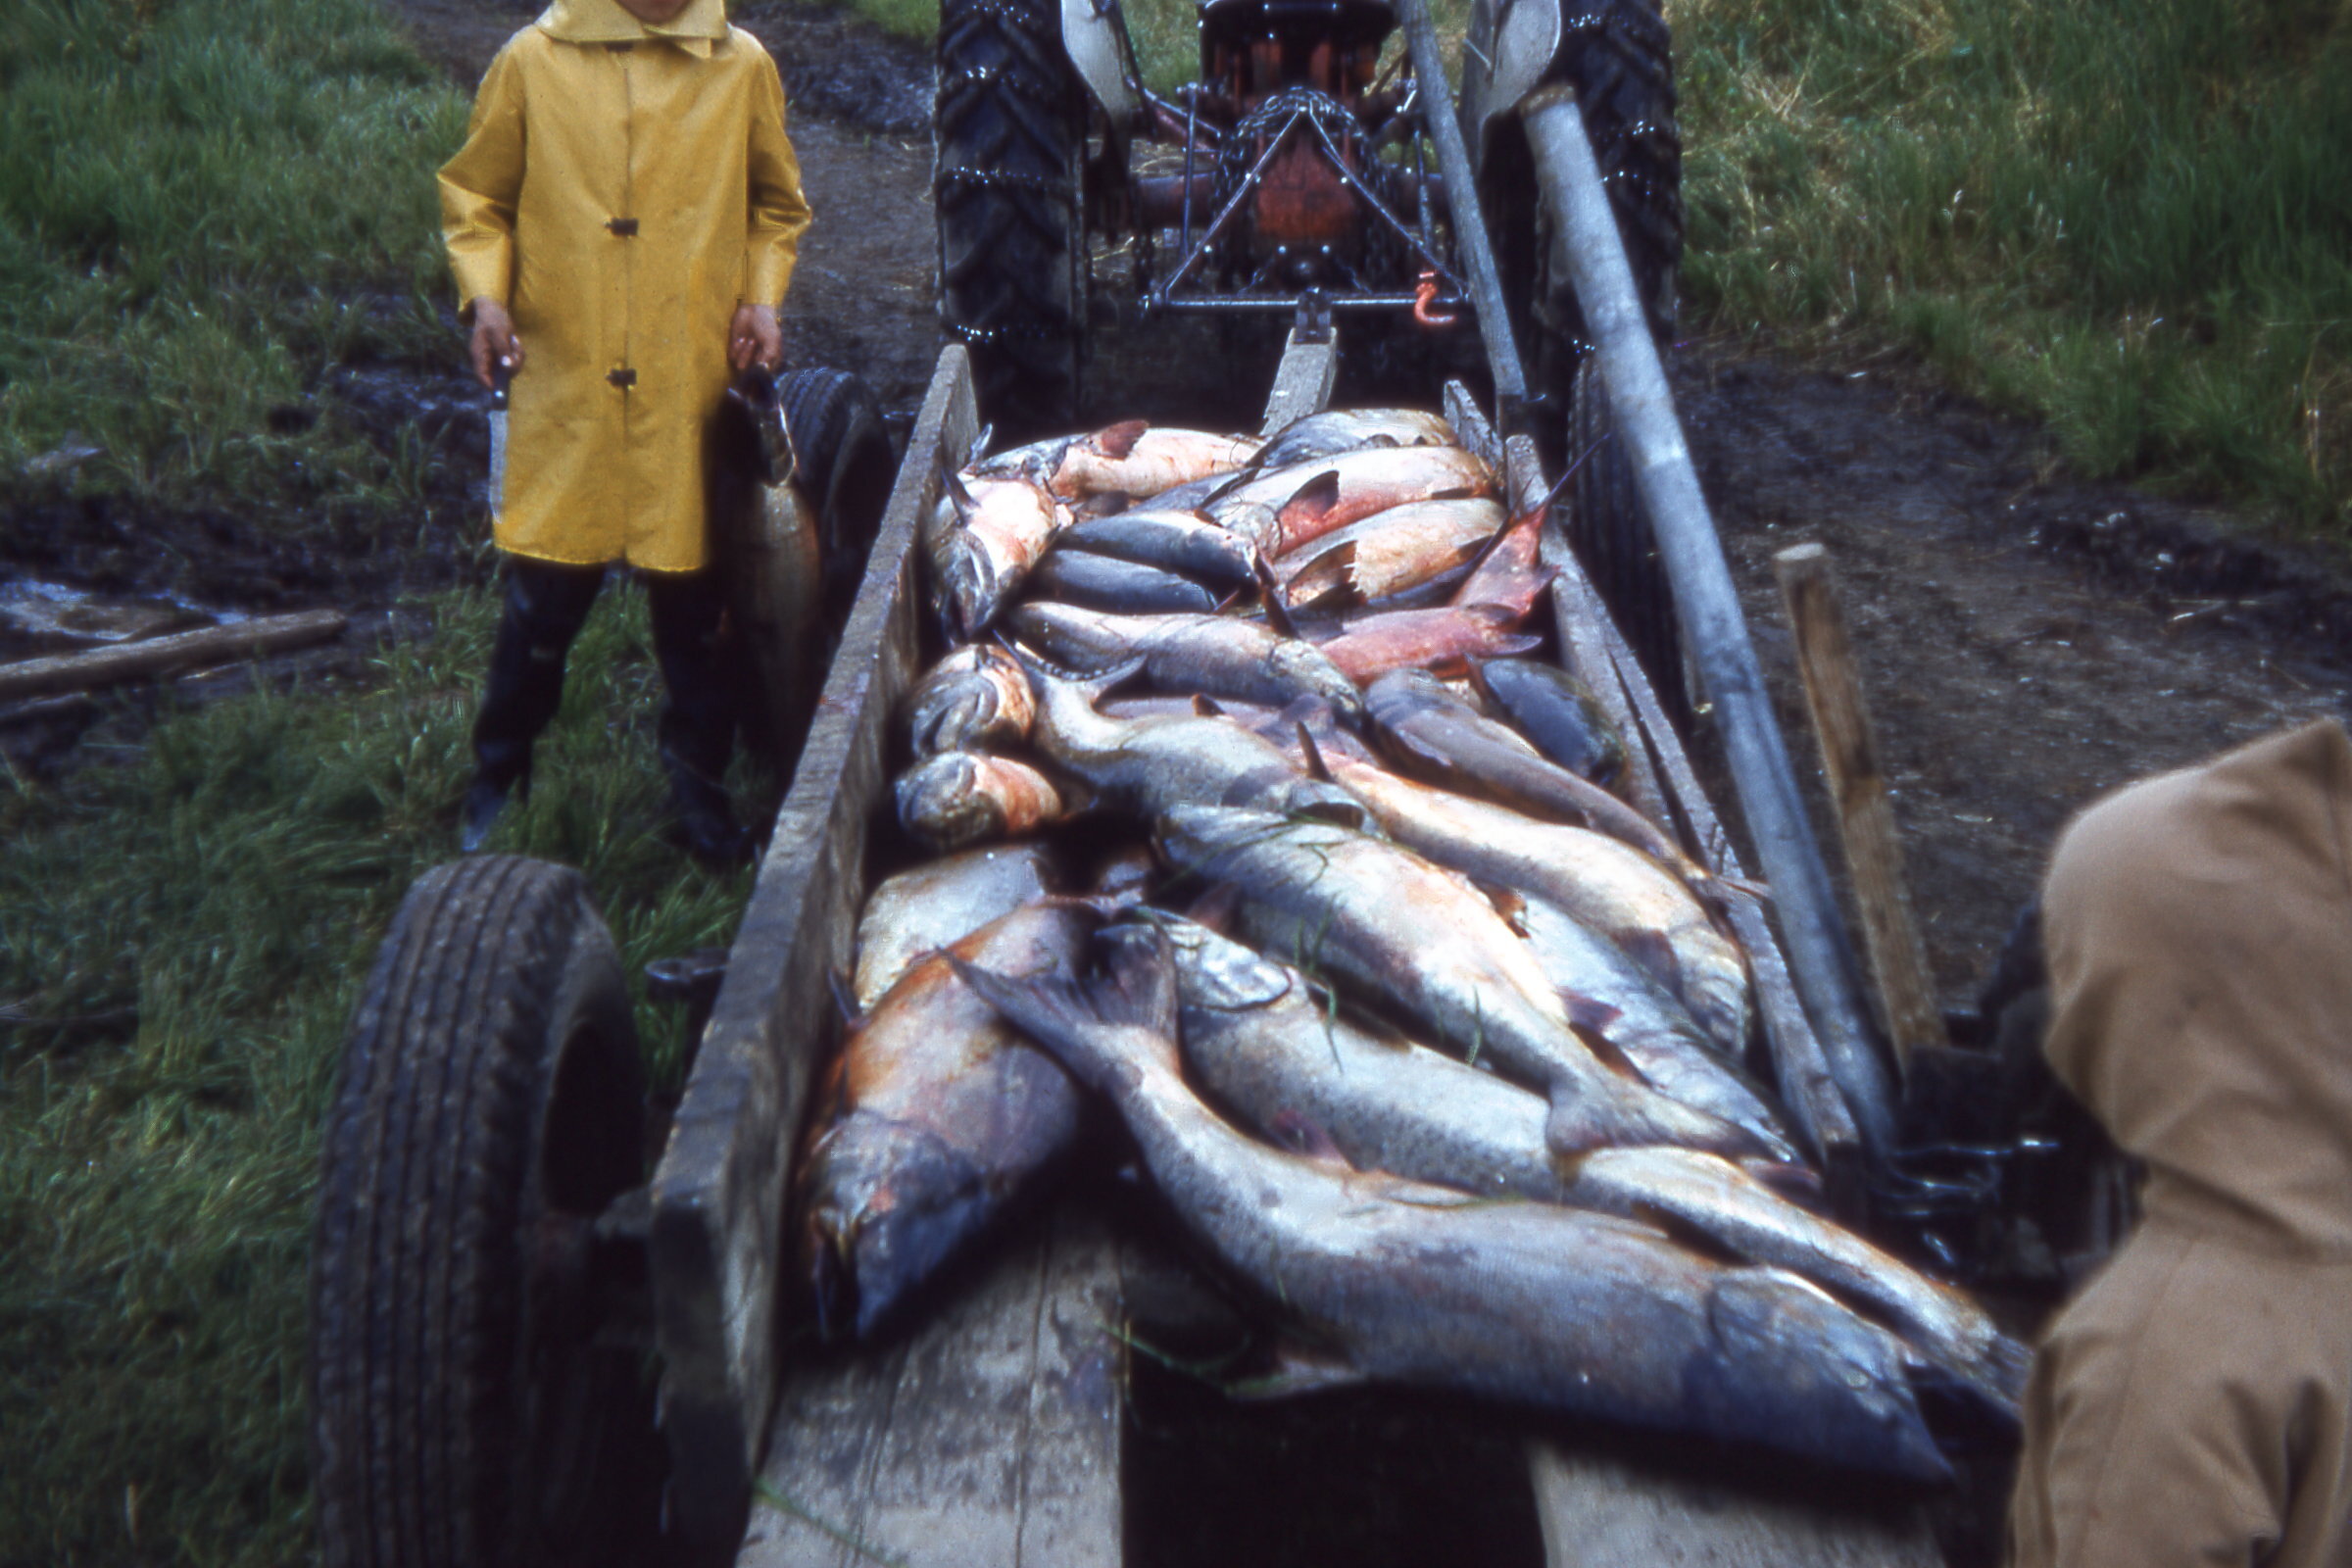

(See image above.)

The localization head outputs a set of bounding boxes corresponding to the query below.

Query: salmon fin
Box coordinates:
[1094,418,1150,459]
[1627,1200,1749,1265]
[1293,722,1334,783]
[1229,1343,1367,1401]
[825,967,861,1028]
[1252,555,1304,641]
[1562,993,1624,1034]
[937,460,977,518]
[1182,880,1244,934]
[1740,1157,1826,1205]
[1615,927,1685,994]
[1192,694,1227,717]
[1564,1016,1646,1082]
[950,929,1178,1084]
[1464,657,1500,706]
[1475,879,1529,934]
[965,422,997,466]
[1267,1109,1354,1167]
[1280,468,1343,521]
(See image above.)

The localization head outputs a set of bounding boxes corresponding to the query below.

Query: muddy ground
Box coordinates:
[10,1,2352,1561]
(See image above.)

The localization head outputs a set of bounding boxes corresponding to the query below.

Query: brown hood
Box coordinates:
[2041,717,2352,1255]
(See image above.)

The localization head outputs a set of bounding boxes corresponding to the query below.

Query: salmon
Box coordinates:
[952,928,1957,1480]
[1316,603,1544,682]
[1008,602,1364,725]
[1469,657,1627,787]
[1156,913,2026,1412]
[930,471,1069,635]
[852,842,1057,1008]
[1329,759,1752,1054]
[906,643,1036,758]
[1154,805,1764,1157]
[1027,549,1220,614]
[980,421,1263,501]
[1058,507,1260,587]
[1255,408,1458,468]
[1273,499,1505,608]
[894,751,1071,850]
[802,901,1097,1340]
[1210,446,1495,557]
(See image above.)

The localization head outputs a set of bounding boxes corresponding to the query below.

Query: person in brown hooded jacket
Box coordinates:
[2007,716,2352,1568]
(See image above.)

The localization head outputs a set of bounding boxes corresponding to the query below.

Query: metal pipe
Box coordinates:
[1393,0,1527,409]
[1519,85,1899,1156]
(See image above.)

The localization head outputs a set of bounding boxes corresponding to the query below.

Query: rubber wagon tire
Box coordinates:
[780,367,897,626]
[934,0,1089,439]
[310,855,650,1568]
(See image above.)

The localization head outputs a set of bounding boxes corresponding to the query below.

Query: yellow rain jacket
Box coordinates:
[439,0,812,572]
[2007,718,2352,1568]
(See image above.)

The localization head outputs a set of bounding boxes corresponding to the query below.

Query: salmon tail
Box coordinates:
[936,458,976,518]
[1293,721,1334,783]
[949,925,1179,1089]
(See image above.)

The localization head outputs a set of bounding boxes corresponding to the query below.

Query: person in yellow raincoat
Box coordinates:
[439,0,811,861]
[2006,717,2352,1568]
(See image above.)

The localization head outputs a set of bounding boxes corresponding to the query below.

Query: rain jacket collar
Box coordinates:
[537,0,729,55]
[2041,717,2352,1257]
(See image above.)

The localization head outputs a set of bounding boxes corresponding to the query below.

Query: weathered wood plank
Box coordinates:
[0,608,346,700]
[1259,327,1340,436]
[1774,543,1944,1077]
[741,1206,1126,1568]
[1530,1442,1943,1567]
[652,346,979,1544]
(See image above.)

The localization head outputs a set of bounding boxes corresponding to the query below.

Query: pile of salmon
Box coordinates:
[797,410,2026,1483]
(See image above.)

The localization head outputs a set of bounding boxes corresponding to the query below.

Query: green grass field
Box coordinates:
[0,0,467,529]
[0,587,754,1565]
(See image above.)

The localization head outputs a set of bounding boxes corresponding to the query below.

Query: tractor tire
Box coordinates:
[1566,355,1689,723]
[935,0,1089,439]
[310,856,651,1568]
[780,368,897,626]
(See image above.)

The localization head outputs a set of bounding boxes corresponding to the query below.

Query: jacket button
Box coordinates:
[607,218,639,237]
[608,368,637,389]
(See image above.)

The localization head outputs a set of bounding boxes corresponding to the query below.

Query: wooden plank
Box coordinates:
[652,346,980,1545]
[1529,1443,1943,1568]
[0,608,346,700]
[1774,543,1944,1077]
[1258,327,1340,436]
[741,1206,1126,1568]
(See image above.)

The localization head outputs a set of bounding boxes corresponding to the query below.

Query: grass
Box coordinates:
[1674,0,2352,530]
[0,585,756,1566]
[0,0,468,530]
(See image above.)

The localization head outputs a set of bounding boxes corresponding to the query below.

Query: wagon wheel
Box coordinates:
[780,367,897,631]
[310,856,654,1568]
[935,0,1090,438]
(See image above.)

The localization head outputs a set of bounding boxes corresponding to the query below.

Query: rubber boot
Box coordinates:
[463,559,605,852]
[647,566,749,868]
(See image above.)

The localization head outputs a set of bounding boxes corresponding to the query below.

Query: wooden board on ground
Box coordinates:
[741,1204,1126,1568]
[653,346,979,1544]
[1529,1443,1943,1568]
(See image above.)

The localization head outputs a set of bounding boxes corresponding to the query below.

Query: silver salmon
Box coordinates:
[1009,602,1364,726]
[1468,657,1627,787]
[906,643,1037,758]
[1273,499,1505,608]
[1255,408,1458,468]
[1058,508,1259,587]
[1154,913,2026,1411]
[1027,549,1221,615]
[1210,446,1496,558]
[1025,664,1362,825]
[951,930,1955,1481]
[1154,805,1763,1157]
[1328,758,1752,1054]
[802,901,1096,1340]
[895,751,1072,850]
[852,841,1057,1008]
[930,471,1069,635]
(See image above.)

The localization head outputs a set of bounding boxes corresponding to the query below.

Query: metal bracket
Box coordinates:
[1294,287,1334,343]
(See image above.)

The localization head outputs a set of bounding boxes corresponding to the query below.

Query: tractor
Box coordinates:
[931,0,1690,697]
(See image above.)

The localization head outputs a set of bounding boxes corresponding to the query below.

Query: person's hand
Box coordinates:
[468,298,522,389]
[730,303,782,373]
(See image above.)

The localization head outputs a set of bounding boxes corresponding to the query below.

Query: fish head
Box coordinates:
[936,534,1001,639]
[895,753,1006,849]
[803,1112,993,1343]
[1152,912,1295,1012]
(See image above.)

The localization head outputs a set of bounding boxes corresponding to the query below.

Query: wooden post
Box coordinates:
[1258,326,1340,436]
[1773,542,1943,1077]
